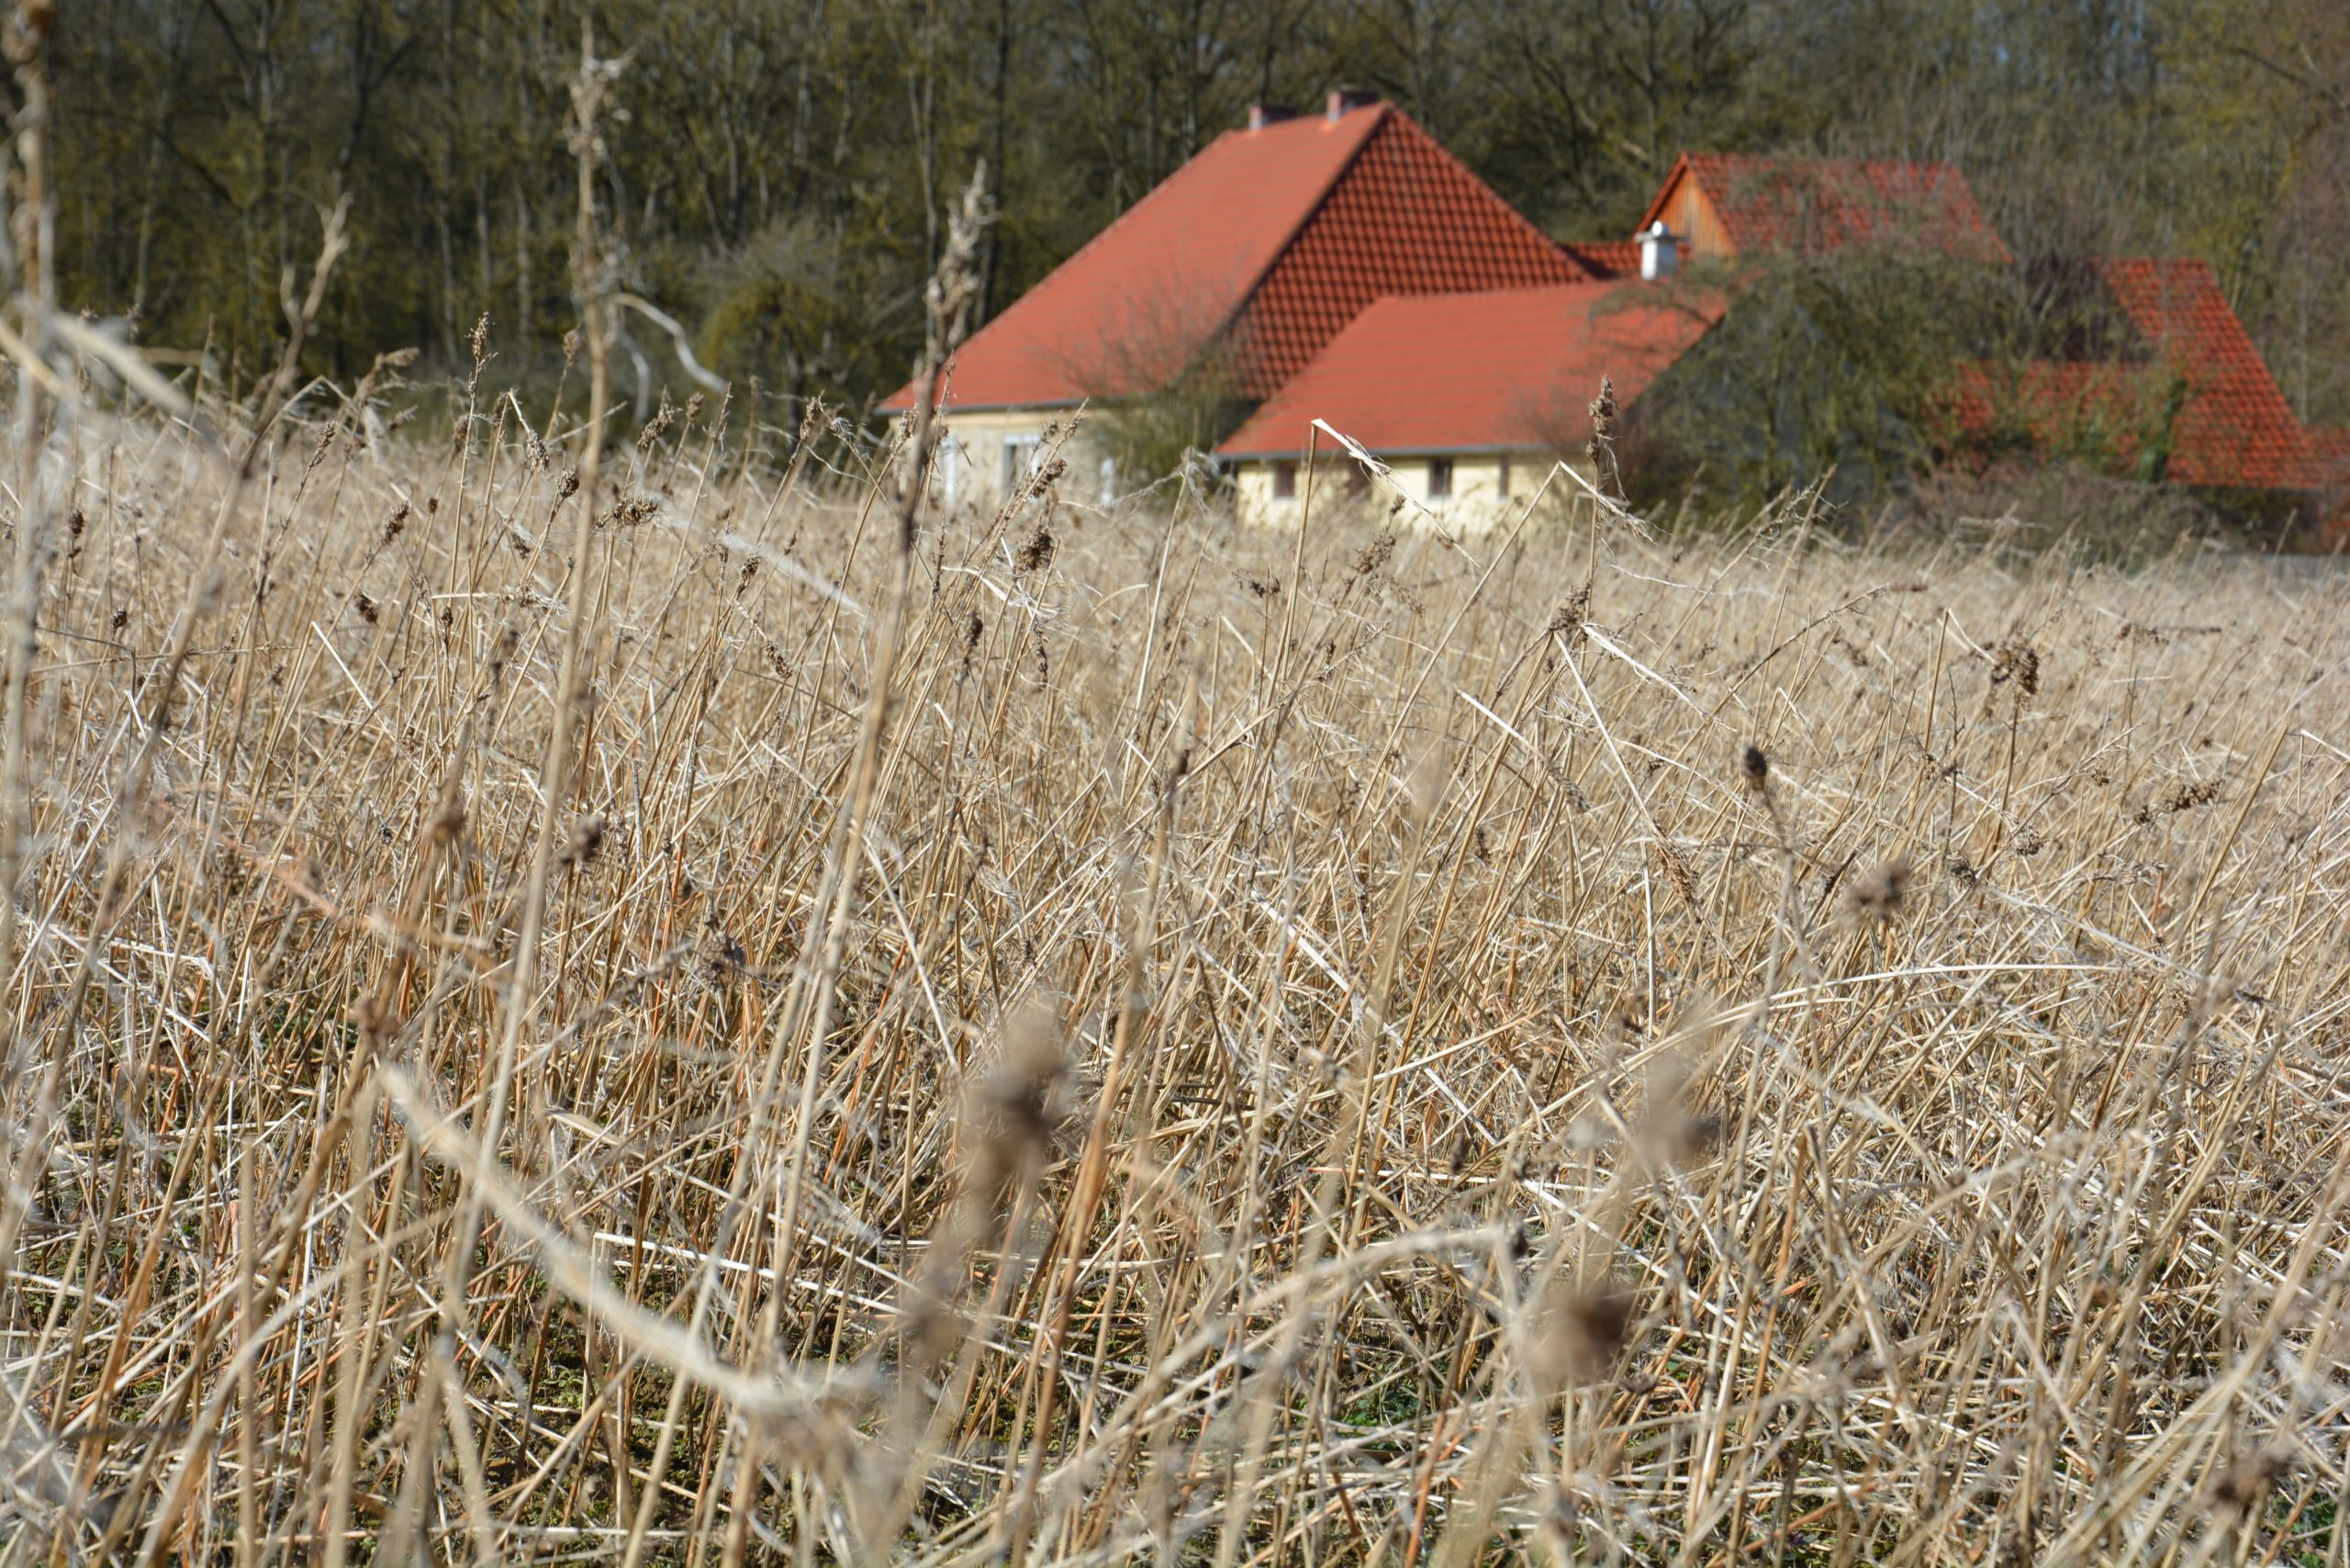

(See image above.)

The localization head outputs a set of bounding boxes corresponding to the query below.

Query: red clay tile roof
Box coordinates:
[880,106,1381,412]
[1649,151,2012,264]
[1216,283,1718,459]
[1952,258,2316,491]
[1231,112,1591,397]
[880,103,1591,412]
[2102,257,2317,488]
[1561,239,1643,279]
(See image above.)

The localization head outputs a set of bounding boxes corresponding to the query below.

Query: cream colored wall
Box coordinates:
[1234,453,1576,532]
[928,409,1117,512]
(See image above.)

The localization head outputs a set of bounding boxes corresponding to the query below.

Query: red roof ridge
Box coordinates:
[1219,103,1397,335]
[1073,103,1399,374]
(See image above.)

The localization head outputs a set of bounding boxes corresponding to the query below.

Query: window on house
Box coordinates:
[1272,460,1297,499]
[1427,457,1453,499]
[937,439,963,510]
[1002,434,1040,494]
[1496,457,1511,499]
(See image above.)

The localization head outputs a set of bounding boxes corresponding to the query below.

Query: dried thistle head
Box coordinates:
[1740,744,1770,790]
[562,328,582,369]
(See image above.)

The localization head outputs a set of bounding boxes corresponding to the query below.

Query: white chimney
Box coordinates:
[1639,220,1678,281]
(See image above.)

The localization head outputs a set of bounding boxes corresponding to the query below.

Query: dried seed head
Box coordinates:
[957,609,984,681]
[974,1021,1073,1184]
[2138,778,2221,823]
[1844,858,1909,924]
[425,775,467,847]
[468,314,491,368]
[1541,1284,1635,1386]
[562,327,582,368]
[351,993,399,1052]
[1351,530,1396,579]
[1013,519,1055,574]
[1990,638,2041,704]
[560,813,606,870]
[1740,744,1769,790]
[696,915,745,985]
[2210,1450,2288,1516]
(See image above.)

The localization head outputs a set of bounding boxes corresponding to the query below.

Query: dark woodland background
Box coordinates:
[40,0,2350,481]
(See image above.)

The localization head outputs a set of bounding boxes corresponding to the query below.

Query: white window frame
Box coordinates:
[1002,434,1041,495]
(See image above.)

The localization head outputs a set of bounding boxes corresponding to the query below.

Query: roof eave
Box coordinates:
[1220,439,1567,462]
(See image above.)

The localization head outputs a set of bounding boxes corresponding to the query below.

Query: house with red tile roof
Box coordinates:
[878,93,1595,509]
[1950,257,2331,497]
[1637,151,2012,266]
[880,99,2342,529]
[1217,284,1718,528]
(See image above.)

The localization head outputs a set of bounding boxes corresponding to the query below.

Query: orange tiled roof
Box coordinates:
[880,103,1592,413]
[1232,112,1592,397]
[1952,258,2315,491]
[1651,151,2012,264]
[1561,239,1643,278]
[1216,283,1718,458]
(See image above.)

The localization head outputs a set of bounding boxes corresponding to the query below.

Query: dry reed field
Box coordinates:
[3,33,2350,1563]
[3,323,2350,1567]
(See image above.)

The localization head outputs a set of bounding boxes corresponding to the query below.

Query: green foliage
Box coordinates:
[1629,250,2012,510]
[1091,351,1249,493]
